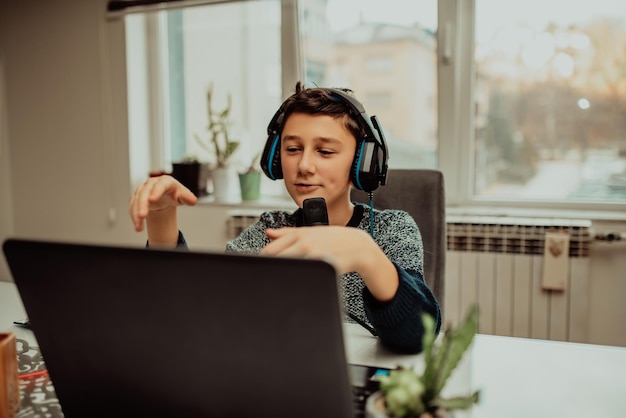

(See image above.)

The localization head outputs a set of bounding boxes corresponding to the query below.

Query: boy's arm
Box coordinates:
[364,266,441,354]
[129,175,197,247]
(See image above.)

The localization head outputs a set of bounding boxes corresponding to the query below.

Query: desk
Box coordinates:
[345,323,626,418]
[2,281,626,417]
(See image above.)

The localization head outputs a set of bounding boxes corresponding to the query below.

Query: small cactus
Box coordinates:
[380,368,425,416]
[377,304,480,417]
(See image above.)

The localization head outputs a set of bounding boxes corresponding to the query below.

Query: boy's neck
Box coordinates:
[327,200,355,226]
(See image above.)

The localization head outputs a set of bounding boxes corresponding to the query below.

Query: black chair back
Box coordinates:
[351,169,446,312]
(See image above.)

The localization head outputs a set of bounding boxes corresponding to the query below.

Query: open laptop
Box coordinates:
[3,238,386,418]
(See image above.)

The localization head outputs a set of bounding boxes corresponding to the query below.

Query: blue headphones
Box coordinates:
[260,88,388,193]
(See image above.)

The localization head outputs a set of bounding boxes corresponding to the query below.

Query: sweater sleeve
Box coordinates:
[145,230,188,249]
[362,264,441,354]
[358,208,442,354]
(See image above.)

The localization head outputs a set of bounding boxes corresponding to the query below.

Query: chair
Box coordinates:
[351,169,446,312]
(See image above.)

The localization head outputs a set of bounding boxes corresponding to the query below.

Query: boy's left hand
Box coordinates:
[262,226,399,302]
[262,226,372,276]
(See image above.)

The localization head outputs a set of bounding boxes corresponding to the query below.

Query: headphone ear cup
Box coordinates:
[351,139,381,192]
[260,133,283,180]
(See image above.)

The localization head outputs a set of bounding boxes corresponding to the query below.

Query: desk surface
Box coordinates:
[2,281,626,418]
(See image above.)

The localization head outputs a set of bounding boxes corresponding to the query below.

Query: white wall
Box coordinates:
[0,0,147,282]
[0,48,14,281]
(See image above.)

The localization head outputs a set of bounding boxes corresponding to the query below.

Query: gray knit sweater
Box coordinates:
[224,203,441,353]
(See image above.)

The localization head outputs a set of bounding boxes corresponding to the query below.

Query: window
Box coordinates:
[471,0,626,205]
[124,0,284,196]
[301,0,439,171]
[124,0,438,197]
[121,0,625,212]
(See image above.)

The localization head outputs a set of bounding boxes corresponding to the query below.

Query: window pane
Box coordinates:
[123,0,284,198]
[172,1,281,171]
[125,1,287,198]
[300,0,438,169]
[474,0,626,202]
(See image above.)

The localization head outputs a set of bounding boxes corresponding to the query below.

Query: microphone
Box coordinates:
[302,197,378,336]
[302,197,329,226]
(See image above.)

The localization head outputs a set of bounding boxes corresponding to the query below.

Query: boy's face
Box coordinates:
[280,112,356,210]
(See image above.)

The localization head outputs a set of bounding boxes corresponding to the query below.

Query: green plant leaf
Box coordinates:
[245,150,262,173]
[420,313,437,390]
[423,326,452,402]
[431,390,480,410]
[431,304,478,395]
[378,305,480,416]
[206,84,214,120]
[196,84,238,168]
[380,369,426,416]
[226,141,240,157]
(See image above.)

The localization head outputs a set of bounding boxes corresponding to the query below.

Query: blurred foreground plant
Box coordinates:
[377,304,480,417]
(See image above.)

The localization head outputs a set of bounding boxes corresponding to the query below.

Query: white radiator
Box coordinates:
[445,216,592,343]
[227,212,261,240]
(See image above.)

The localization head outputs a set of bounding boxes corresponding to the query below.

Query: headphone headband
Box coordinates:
[261,87,389,192]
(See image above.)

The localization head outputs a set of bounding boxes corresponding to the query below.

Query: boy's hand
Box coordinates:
[128,175,198,232]
[262,226,371,276]
[262,226,398,301]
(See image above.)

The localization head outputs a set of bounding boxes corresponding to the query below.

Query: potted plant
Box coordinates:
[171,156,206,197]
[194,83,240,201]
[238,151,262,201]
[365,304,480,418]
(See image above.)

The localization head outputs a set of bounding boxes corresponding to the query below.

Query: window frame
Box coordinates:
[439,0,626,216]
[121,0,626,217]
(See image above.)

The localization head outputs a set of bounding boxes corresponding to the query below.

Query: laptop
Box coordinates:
[3,238,386,418]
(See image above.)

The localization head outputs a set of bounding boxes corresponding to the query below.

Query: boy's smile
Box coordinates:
[280,112,356,224]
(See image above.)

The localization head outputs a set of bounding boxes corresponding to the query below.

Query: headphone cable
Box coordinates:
[347,312,378,337]
[368,192,375,238]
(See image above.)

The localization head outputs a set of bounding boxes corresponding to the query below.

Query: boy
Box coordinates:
[129,82,441,353]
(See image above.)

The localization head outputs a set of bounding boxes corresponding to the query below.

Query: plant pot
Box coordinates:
[365,391,455,418]
[365,391,389,418]
[171,161,202,197]
[198,163,211,196]
[238,172,261,201]
[212,167,238,202]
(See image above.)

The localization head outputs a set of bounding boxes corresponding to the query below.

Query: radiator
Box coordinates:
[445,216,592,343]
[227,212,261,240]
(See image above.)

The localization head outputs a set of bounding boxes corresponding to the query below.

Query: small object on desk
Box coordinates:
[14,338,61,417]
[18,370,49,380]
[12,318,31,329]
[0,333,20,418]
[349,365,389,417]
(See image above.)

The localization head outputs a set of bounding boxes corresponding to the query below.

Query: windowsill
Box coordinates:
[195,195,626,222]
[196,194,298,211]
[446,205,626,223]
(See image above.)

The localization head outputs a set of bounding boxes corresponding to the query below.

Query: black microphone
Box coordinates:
[302,197,329,226]
[302,197,378,336]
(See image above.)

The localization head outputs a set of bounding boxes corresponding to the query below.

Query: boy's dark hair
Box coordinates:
[279,81,363,141]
